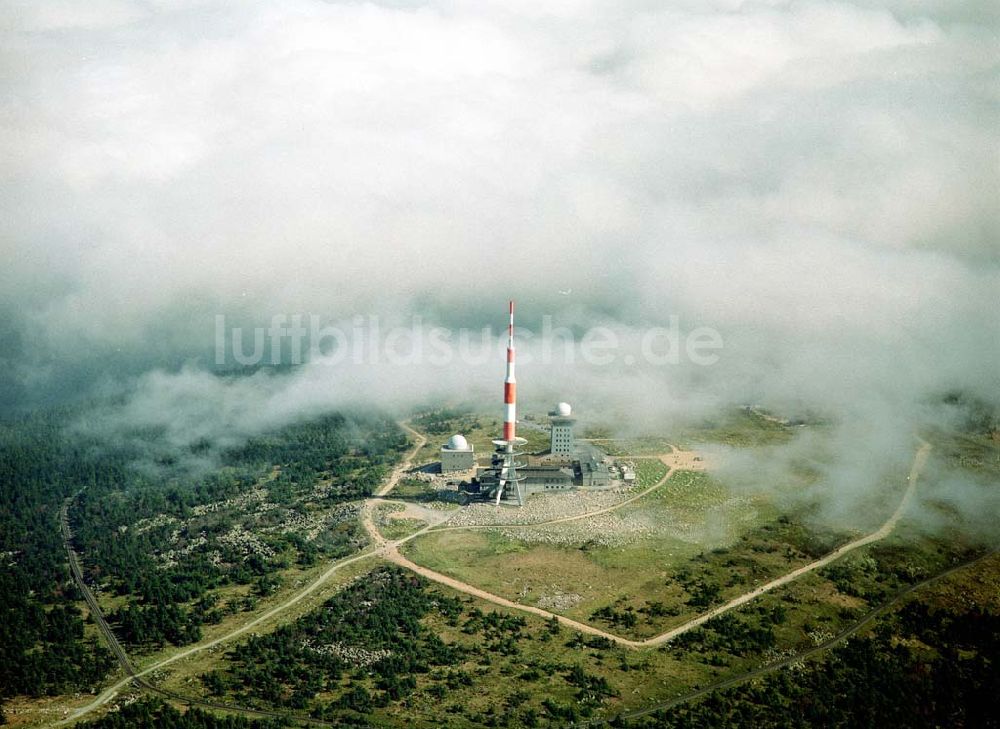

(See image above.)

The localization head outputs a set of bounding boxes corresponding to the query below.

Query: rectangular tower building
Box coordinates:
[549,402,575,456]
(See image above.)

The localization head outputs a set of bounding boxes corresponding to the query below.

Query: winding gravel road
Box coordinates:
[54,423,931,725]
[368,438,932,649]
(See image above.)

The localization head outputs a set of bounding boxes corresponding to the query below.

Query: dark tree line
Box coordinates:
[411,408,480,436]
[620,597,1000,729]
[0,411,123,715]
[78,698,287,729]
[65,410,406,653]
[223,412,406,491]
[0,404,406,720]
[203,565,466,716]
[670,608,780,657]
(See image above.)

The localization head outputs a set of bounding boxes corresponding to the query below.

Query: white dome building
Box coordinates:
[440,433,474,473]
[445,434,469,451]
[555,402,572,417]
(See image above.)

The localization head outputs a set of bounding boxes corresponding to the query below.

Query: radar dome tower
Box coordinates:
[549,402,575,456]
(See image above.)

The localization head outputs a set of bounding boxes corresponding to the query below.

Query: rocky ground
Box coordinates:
[477,495,757,549]
[446,487,637,528]
[490,512,659,548]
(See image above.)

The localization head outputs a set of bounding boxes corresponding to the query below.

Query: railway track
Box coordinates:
[59,494,338,728]
[60,497,135,678]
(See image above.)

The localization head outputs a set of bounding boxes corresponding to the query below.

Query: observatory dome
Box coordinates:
[445,434,469,450]
[556,402,572,417]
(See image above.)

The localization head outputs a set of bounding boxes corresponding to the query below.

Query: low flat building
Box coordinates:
[577,455,612,488]
[472,464,575,499]
[521,466,575,493]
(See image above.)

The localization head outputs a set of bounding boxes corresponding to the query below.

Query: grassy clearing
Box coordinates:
[60,538,1000,727]
[634,459,669,488]
[577,512,843,639]
[401,462,870,641]
[655,470,728,509]
[389,478,461,505]
[596,438,674,456]
[671,409,800,449]
[402,566,883,723]
[391,477,432,498]
[929,428,1000,478]
[613,470,771,553]
[581,409,799,454]
[372,503,429,540]
[186,561,723,728]
[178,537,996,729]
[380,518,427,540]
[403,498,838,641]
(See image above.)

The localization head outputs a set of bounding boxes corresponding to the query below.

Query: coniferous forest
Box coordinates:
[2,402,998,727]
[0,405,406,722]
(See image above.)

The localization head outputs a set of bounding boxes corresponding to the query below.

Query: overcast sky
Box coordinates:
[2,1,997,445]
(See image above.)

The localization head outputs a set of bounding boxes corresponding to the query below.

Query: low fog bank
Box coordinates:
[71,319,999,543]
[709,396,1000,542]
[2,1,998,538]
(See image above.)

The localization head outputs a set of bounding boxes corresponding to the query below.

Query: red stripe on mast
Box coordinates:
[503,299,516,442]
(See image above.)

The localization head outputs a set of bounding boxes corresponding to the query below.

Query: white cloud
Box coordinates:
[0,0,996,454]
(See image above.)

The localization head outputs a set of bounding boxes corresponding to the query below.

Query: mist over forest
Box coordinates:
[3,5,1000,728]
[3,0,998,529]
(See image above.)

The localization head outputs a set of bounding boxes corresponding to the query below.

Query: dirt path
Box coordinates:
[635,439,931,647]
[379,499,455,525]
[360,421,428,544]
[56,421,429,727]
[54,542,380,726]
[381,547,629,641]
[375,439,932,649]
[57,427,931,724]
[365,446,690,645]
[377,421,427,497]
[580,546,993,727]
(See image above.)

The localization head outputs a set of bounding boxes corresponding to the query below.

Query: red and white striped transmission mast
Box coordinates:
[493,300,527,506]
